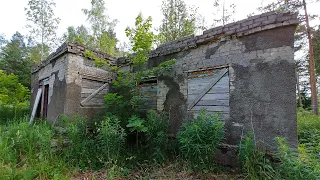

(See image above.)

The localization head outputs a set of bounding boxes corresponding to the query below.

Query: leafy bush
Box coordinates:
[177,110,224,171]
[145,110,169,163]
[127,115,147,147]
[0,70,30,106]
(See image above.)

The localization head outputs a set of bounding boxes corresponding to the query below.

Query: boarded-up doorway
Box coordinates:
[139,77,158,110]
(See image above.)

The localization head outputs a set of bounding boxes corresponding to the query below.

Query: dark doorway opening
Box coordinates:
[42,84,49,118]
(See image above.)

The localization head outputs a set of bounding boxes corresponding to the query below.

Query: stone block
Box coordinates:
[254,16,268,23]
[261,19,276,25]
[229,24,241,30]
[237,26,249,32]
[268,14,278,20]
[277,15,292,22]
[241,20,253,27]
[289,19,299,25]
[247,14,261,20]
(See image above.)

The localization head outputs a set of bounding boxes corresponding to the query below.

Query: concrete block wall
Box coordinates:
[146,11,298,150]
[31,54,68,123]
[31,43,116,122]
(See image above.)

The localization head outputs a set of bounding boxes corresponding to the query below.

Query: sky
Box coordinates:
[0,0,319,47]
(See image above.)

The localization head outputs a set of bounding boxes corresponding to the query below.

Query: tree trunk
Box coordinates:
[296,68,303,107]
[41,0,44,62]
[303,0,318,115]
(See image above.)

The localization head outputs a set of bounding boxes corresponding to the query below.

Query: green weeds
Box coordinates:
[177,110,224,171]
[0,116,68,179]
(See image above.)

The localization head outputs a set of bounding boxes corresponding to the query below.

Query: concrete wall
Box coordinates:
[31,54,68,123]
[64,53,113,120]
[143,12,298,150]
[31,43,116,122]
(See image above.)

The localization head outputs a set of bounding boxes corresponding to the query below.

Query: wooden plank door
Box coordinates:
[187,68,230,118]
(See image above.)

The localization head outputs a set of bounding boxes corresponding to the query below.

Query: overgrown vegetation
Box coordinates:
[238,110,320,179]
[61,115,126,170]
[177,110,224,171]
[0,117,68,179]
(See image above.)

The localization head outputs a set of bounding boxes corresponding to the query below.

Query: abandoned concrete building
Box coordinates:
[31,11,299,158]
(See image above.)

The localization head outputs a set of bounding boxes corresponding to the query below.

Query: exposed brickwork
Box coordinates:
[148,11,298,59]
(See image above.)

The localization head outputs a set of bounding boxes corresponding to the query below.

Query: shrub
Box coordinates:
[145,110,169,163]
[177,110,224,171]
[62,115,126,170]
[127,115,147,148]
[98,116,126,167]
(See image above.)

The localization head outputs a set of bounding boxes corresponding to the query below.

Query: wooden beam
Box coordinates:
[80,83,109,107]
[29,88,42,124]
[188,69,228,110]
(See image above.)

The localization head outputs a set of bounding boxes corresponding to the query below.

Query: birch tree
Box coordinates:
[159,0,205,43]
[212,0,236,27]
[25,0,60,61]
[82,0,118,55]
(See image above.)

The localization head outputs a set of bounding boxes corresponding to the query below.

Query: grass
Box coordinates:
[0,116,70,179]
[1,106,320,179]
[0,104,30,124]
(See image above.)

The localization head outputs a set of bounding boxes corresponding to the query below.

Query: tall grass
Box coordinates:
[177,110,224,171]
[239,134,320,180]
[61,115,126,170]
[0,116,69,179]
[297,108,320,156]
[145,110,169,163]
[0,104,30,124]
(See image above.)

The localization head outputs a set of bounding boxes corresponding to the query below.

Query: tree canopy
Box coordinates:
[159,0,199,43]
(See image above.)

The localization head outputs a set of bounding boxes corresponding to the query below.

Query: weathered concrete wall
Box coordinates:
[30,54,68,123]
[31,11,298,154]
[143,12,298,150]
[64,53,113,120]
[31,43,116,122]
